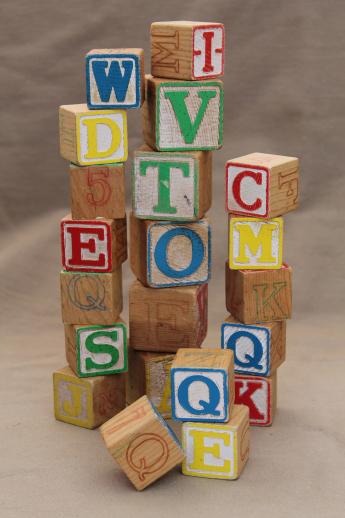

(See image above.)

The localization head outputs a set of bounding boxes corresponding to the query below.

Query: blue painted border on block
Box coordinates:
[148,398,182,447]
[220,322,270,376]
[147,221,211,288]
[170,367,228,423]
[86,53,141,109]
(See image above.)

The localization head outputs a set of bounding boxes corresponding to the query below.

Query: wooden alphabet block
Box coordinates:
[126,348,174,418]
[229,216,283,270]
[225,262,292,324]
[60,215,127,273]
[53,366,126,429]
[59,104,127,165]
[182,405,249,480]
[100,395,184,490]
[221,315,286,376]
[142,75,223,151]
[171,348,234,423]
[226,153,299,218]
[235,373,277,426]
[151,21,225,80]
[86,48,144,109]
[130,213,210,287]
[60,269,123,325]
[65,321,127,377]
[129,280,208,351]
[69,163,125,220]
[132,144,212,221]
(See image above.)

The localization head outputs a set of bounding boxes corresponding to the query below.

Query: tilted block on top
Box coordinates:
[235,373,277,427]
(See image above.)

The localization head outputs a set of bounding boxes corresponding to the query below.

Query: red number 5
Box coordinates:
[87,168,112,206]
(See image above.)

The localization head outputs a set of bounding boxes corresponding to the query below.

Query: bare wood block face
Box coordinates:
[100,395,184,490]
[129,280,208,351]
[61,215,127,273]
[126,348,175,418]
[132,144,212,221]
[142,75,223,151]
[226,152,299,218]
[151,21,225,80]
[182,405,250,479]
[225,262,292,324]
[60,269,123,325]
[171,348,235,423]
[86,48,144,109]
[59,104,128,165]
[53,366,126,429]
[70,163,125,220]
[130,213,210,287]
[65,320,127,377]
[235,373,277,427]
[221,315,286,376]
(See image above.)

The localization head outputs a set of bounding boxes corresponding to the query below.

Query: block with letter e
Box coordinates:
[182,404,249,480]
[235,373,277,427]
[171,348,234,423]
[59,104,127,165]
[142,75,223,151]
[86,48,144,109]
[226,152,299,218]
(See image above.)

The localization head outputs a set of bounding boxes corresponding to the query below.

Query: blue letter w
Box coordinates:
[92,60,133,103]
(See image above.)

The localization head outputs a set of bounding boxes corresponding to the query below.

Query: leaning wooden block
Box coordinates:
[53,366,126,429]
[86,48,144,109]
[130,213,211,287]
[126,348,174,418]
[59,104,127,165]
[129,280,207,351]
[151,21,225,80]
[65,321,127,377]
[100,395,184,490]
[142,75,223,151]
[60,269,123,325]
[226,152,299,218]
[171,348,234,423]
[221,315,286,376]
[225,262,292,323]
[60,215,127,273]
[132,145,212,221]
[235,373,277,427]
[70,163,125,220]
[182,405,249,479]
[229,216,283,270]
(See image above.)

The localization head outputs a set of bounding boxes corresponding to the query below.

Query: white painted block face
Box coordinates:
[193,26,224,79]
[62,222,110,271]
[227,164,268,216]
[236,378,269,424]
[78,326,125,375]
[57,380,88,420]
[78,113,126,163]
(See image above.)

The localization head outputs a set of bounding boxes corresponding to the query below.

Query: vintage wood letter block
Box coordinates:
[171,348,234,423]
[100,395,184,490]
[60,269,123,325]
[142,75,223,151]
[226,152,299,218]
[132,144,212,221]
[235,373,277,427]
[86,48,144,109]
[225,262,292,324]
[65,321,127,377]
[182,404,249,480]
[59,104,127,165]
[129,280,207,351]
[151,21,225,80]
[221,315,286,376]
[69,163,125,220]
[53,366,126,429]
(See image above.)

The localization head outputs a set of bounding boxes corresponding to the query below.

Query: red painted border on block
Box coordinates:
[235,374,271,426]
[192,24,225,80]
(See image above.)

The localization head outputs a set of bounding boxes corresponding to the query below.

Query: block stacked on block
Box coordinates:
[223,152,299,426]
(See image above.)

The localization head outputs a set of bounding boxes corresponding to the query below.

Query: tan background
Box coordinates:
[1,0,344,516]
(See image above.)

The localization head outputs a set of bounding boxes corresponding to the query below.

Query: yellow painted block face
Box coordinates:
[182,422,238,479]
[76,110,128,165]
[53,370,93,429]
[229,217,283,270]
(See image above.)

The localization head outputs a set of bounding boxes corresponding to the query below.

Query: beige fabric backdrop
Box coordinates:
[1,1,344,517]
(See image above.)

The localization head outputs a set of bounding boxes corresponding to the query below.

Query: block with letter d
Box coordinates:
[171,348,234,423]
[59,104,127,165]
[235,373,277,427]
[130,214,210,287]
